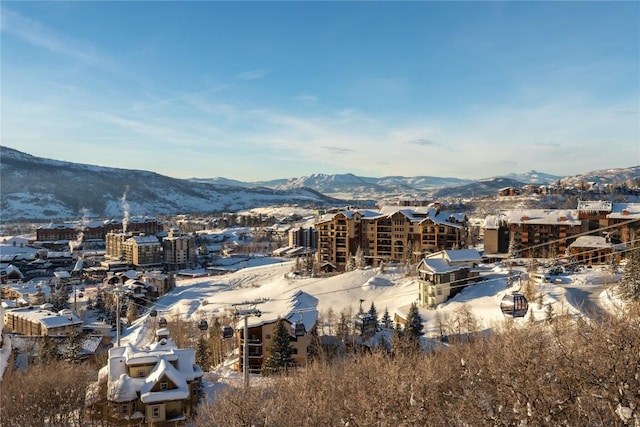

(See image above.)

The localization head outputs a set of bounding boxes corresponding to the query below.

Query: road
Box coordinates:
[563,276,616,321]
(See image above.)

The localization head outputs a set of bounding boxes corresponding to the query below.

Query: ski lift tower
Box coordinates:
[231,299,267,387]
[106,284,130,347]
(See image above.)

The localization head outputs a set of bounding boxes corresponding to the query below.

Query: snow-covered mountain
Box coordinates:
[191,172,471,198]
[0,146,344,222]
[501,170,562,184]
[2,145,638,222]
[558,166,640,188]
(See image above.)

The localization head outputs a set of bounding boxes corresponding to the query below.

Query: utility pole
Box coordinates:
[231,299,266,387]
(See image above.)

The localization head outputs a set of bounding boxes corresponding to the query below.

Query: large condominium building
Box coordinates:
[316,204,468,271]
[162,228,196,271]
[484,209,582,258]
[125,235,162,268]
[483,202,640,260]
[288,227,318,249]
[105,231,162,267]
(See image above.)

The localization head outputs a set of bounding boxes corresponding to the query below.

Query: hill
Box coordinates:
[0,146,344,222]
[2,145,638,222]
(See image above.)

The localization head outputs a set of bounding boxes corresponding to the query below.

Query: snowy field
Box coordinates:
[117,258,623,348]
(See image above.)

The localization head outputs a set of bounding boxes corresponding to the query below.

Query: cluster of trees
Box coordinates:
[194,305,640,427]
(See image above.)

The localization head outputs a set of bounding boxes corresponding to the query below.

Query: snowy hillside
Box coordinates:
[0,146,344,222]
[119,258,621,350]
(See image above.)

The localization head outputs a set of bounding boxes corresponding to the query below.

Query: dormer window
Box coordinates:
[161,381,168,390]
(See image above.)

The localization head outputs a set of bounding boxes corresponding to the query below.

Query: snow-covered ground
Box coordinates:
[105,257,625,391]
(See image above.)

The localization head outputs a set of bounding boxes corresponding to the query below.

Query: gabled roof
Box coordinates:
[442,249,482,263]
[418,258,462,275]
[140,359,190,404]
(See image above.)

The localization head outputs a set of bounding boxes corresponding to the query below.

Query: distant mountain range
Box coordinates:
[1,145,638,222]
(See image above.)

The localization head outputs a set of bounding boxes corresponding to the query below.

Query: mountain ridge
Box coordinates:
[1,145,638,222]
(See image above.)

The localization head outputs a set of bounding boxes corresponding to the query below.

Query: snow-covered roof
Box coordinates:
[439,249,481,263]
[127,235,160,245]
[6,307,83,329]
[568,236,626,251]
[607,203,640,219]
[2,280,50,297]
[54,270,72,279]
[496,209,581,226]
[140,358,190,403]
[239,290,319,332]
[419,258,462,274]
[577,200,613,213]
[106,332,201,404]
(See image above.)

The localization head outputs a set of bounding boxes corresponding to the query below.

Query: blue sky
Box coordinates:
[1,2,638,181]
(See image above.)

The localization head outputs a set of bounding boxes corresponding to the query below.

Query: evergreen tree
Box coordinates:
[38,335,60,364]
[261,318,294,376]
[368,302,378,324]
[49,287,69,312]
[619,248,640,302]
[404,303,424,349]
[391,322,405,355]
[508,236,519,261]
[196,335,211,371]
[64,331,85,363]
[306,323,322,363]
[336,312,349,342]
[126,301,138,325]
[381,307,393,329]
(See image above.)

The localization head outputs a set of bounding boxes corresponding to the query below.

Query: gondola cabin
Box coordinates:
[500,293,529,318]
[158,317,167,327]
[198,319,209,331]
[221,326,234,339]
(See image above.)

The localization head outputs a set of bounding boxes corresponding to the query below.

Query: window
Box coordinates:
[265,334,271,339]
[138,370,145,378]
[160,381,168,390]
[121,404,128,414]
[152,407,160,418]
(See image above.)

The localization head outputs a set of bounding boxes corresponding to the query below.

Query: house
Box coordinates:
[95,328,203,425]
[0,264,24,284]
[1,279,50,306]
[142,271,175,298]
[417,249,483,309]
[235,290,319,375]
